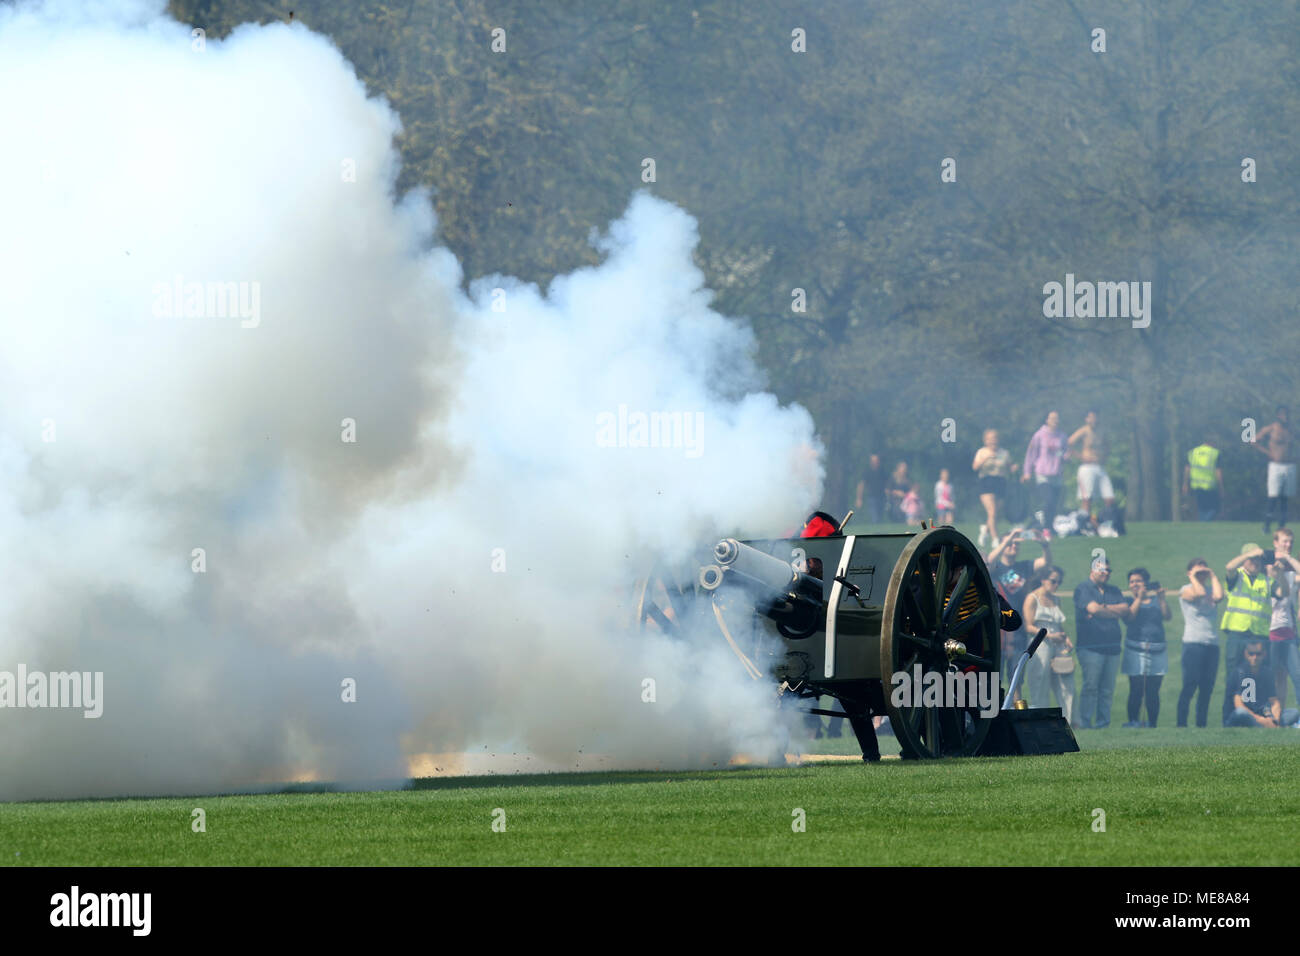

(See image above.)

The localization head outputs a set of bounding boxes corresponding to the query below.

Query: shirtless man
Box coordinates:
[1068,410,1115,519]
[1255,406,1295,534]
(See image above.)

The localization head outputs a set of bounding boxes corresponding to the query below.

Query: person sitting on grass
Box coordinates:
[1224,639,1300,728]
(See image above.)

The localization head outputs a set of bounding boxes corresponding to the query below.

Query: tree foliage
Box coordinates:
[173,0,1300,520]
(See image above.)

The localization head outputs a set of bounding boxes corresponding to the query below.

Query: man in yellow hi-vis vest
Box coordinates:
[1183,434,1223,521]
[1222,543,1271,722]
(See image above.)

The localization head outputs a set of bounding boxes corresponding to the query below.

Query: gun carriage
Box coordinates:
[634,524,1076,760]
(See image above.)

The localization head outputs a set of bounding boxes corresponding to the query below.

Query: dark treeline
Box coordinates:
[175,0,1300,520]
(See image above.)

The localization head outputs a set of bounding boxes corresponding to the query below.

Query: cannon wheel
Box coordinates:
[880,526,1000,758]
[633,559,767,680]
[633,559,702,637]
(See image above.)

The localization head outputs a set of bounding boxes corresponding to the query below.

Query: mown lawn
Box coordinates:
[3,735,1297,865]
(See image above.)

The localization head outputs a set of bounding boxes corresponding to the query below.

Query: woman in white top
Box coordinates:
[1021,565,1074,725]
[1176,557,1224,728]
[973,429,1015,550]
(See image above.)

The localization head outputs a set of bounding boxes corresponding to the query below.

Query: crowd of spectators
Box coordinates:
[834,408,1300,736]
[856,410,1129,546]
[987,528,1300,730]
[855,406,1297,535]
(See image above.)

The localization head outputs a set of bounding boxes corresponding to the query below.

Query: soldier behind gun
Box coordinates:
[796,511,837,739]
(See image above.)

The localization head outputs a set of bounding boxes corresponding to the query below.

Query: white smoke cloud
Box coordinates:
[0,0,823,800]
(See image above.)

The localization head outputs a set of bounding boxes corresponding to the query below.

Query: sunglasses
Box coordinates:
[1245,651,1265,657]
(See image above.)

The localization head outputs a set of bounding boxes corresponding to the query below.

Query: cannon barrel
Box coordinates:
[705,538,825,613]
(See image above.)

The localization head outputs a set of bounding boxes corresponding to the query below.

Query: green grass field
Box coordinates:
[4,737,1298,865]
[3,521,1298,866]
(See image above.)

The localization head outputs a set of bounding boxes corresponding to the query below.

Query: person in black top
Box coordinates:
[882,460,911,523]
[1224,639,1300,727]
[1073,557,1130,728]
[855,454,885,524]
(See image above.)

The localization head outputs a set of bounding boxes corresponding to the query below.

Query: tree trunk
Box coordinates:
[823,396,855,518]
[1131,0,1171,521]
[1167,387,1183,521]
[1127,421,1143,523]
[1130,334,1168,520]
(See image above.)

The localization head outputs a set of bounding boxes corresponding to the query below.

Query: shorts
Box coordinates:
[1268,629,1289,665]
[978,475,1007,497]
[1267,461,1297,497]
[1077,462,1114,502]
[1122,642,1168,676]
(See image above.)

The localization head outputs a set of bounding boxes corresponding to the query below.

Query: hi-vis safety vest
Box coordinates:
[1188,445,1219,491]
[1221,571,1270,635]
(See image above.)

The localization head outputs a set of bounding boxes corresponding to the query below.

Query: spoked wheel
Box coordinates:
[880,526,1001,758]
[633,558,767,681]
[633,559,704,637]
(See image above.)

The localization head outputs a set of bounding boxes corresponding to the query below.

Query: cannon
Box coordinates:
[634,523,1077,761]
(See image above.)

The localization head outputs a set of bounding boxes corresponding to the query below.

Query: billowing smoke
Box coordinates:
[0,0,822,800]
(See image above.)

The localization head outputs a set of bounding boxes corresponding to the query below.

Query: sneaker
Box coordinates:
[1121,720,1141,728]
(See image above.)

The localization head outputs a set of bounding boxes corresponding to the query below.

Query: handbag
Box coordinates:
[1050,651,1075,674]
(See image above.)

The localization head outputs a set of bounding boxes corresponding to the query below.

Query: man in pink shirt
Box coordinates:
[1022,410,1068,529]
